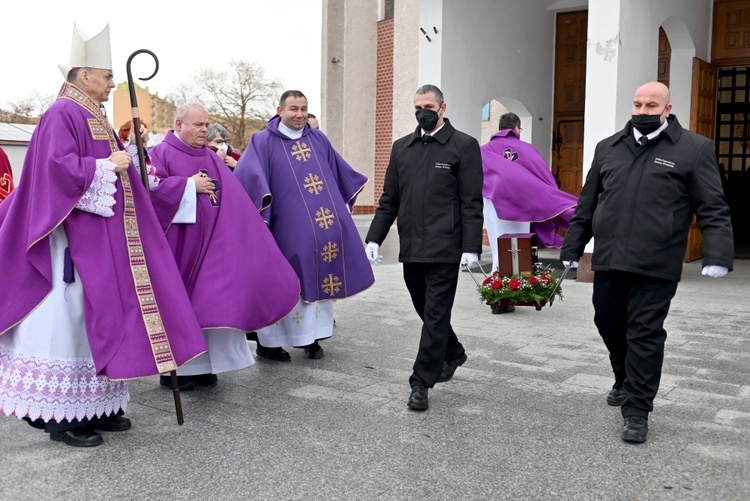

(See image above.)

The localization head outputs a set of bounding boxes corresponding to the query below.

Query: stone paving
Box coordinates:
[1,215,748,500]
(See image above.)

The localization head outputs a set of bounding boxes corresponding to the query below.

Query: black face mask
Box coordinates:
[416,108,439,131]
[631,108,666,135]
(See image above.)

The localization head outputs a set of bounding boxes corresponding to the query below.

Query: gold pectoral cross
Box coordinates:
[315,207,335,230]
[292,140,312,162]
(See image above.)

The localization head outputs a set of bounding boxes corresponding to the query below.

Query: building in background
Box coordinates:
[0,123,35,183]
[323,0,750,264]
[112,82,176,135]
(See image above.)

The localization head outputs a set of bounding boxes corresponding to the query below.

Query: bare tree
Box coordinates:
[33,91,56,115]
[7,97,36,121]
[167,82,202,108]
[194,60,282,150]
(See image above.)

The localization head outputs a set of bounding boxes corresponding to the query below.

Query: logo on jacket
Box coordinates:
[503,148,519,162]
[654,157,675,168]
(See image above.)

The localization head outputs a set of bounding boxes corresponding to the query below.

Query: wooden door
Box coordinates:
[552,10,587,197]
[686,58,718,262]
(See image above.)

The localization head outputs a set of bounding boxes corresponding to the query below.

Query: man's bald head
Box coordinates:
[632,81,672,121]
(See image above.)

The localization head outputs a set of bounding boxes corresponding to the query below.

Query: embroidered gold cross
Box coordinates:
[322,274,342,296]
[315,207,335,230]
[292,141,312,162]
[321,242,339,262]
[314,306,321,318]
[304,173,324,195]
[291,311,304,324]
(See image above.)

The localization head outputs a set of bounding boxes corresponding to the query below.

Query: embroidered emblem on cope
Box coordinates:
[321,241,339,263]
[503,147,519,162]
[315,206,335,229]
[322,273,342,296]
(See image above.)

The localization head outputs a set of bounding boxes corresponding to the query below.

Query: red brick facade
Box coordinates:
[366,18,395,215]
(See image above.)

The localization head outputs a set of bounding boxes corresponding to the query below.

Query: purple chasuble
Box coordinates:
[0,83,207,380]
[481,129,578,247]
[149,131,300,331]
[235,116,374,302]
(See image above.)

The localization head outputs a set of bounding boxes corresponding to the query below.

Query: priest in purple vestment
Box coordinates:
[148,103,301,389]
[482,112,578,254]
[235,90,374,361]
[0,25,208,447]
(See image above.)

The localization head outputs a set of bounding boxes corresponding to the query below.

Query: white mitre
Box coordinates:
[58,24,112,79]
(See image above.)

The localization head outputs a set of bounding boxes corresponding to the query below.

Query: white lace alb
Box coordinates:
[74,158,117,217]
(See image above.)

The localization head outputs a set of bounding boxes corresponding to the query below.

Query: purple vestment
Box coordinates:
[148,131,300,331]
[0,83,207,380]
[235,116,374,302]
[481,129,578,247]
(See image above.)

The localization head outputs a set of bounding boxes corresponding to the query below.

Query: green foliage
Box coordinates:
[477,267,563,307]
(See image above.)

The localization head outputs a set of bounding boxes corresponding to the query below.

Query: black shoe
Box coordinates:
[90,415,132,432]
[159,375,198,391]
[491,304,515,314]
[437,352,468,383]
[50,428,104,447]
[256,344,291,362]
[607,383,627,406]
[22,417,46,430]
[621,416,648,443]
[407,385,429,411]
[302,340,324,359]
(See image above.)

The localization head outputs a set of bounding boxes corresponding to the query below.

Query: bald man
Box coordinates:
[561,81,733,443]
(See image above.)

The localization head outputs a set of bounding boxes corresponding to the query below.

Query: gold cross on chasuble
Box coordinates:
[291,140,312,161]
[315,207,335,229]
[321,242,339,263]
[304,173,324,195]
[322,273,342,296]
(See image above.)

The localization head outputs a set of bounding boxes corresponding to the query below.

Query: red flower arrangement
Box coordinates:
[477,266,562,307]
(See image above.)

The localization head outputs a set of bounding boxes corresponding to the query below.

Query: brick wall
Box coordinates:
[369,18,395,215]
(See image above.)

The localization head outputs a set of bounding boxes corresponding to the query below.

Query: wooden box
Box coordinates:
[498,233,538,277]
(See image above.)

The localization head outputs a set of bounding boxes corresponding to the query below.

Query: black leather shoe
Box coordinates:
[22,416,46,430]
[491,304,515,314]
[437,352,468,383]
[50,428,104,447]
[607,383,627,406]
[256,344,291,362]
[160,375,198,391]
[302,340,324,359]
[91,415,132,432]
[621,416,648,443]
[407,385,429,411]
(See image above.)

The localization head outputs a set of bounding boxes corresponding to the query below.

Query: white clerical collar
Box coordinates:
[633,118,669,142]
[422,122,445,137]
[277,120,304,140]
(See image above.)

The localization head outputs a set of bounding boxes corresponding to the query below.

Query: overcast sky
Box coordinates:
[0,0,323,121]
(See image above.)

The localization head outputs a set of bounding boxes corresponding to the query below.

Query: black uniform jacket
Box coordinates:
[366,118,484,263]
[561,115,733,281]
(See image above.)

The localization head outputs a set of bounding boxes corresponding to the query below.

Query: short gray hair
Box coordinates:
[173,103,205,127]
[207,123,230,141]
[415,84,444,106]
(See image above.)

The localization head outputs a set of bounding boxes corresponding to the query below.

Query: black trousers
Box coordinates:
[593,271,678,419]
[403,262,465,388]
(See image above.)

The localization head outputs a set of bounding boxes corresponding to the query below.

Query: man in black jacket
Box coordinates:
[561,81,733,443]
[365,84,483,411]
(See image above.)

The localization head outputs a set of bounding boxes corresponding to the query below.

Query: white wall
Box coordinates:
[1,144,27,184]
[438,0,557,162]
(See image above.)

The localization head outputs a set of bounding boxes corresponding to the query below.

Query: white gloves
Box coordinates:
[365,242,383,265]
[702,265,728,278]
[460,252,479,268]
[562,260,579,269]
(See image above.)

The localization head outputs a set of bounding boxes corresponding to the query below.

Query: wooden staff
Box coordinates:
[125,49,185,426]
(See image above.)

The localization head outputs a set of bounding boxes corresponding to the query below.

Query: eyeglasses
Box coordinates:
[210,138,227,144]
